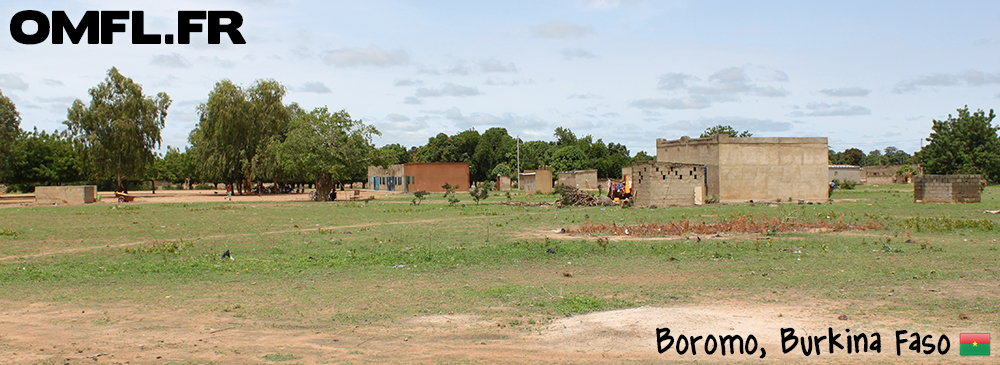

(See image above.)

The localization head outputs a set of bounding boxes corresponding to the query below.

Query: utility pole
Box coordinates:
[517,135,521,174]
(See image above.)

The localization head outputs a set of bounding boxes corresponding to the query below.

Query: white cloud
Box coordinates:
[480,59,518,73]
[447,62,471,75]
[531,21,596,39]
[629,97,710,110]
[414,83,481,98]
[41,79,63,86]
[958,70,1000,86]
[892,73,961,93]
[0,74,29,91]
[820,87,870,97]
[561,48,596,60]
[435,107,547,129]
[789,102,871,117]
[150,53,191,68]
[394,78,423,87]
[568,93,601,99]
[633,66,789,110]
[483,77,534,86]
[320,46,410,68]
[403,96,422,104]
[299,82,331,93]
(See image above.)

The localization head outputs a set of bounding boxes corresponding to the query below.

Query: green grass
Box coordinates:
[1,186,998,331]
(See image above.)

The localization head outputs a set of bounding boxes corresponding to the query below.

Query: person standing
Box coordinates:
[226,184,233,201]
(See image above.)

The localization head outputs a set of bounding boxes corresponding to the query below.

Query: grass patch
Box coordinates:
[261,353,302,362]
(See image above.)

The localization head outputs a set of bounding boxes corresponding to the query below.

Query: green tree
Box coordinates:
[378,143,410,166]
[554,127,577,146]
[838,148,864,166]
[4,128,84,190]
[700,125,752,138]
[0,89,21,181]
[631,151,655,162]
[918,106,1000,183]
[551,145,587,173]
[471,127,515,181]
[65,67,170,191]
[269,107,379,201]
[190,79,290,192]
[160,146,197,185]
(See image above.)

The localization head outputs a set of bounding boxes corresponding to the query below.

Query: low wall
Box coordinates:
[913,175,981,203]
[34,185,97,205]
[631,162,706,207]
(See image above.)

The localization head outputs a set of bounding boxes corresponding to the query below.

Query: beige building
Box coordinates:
[34,185,97,205]
[862,165,918,185]
[656,135,828,203]
[829,165,861,183]
[558,169,598,190]
[496,175,512,191]
[518,166,553,194]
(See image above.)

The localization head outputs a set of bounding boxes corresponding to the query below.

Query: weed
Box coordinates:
[261,353,302,362]
[0,228,17,238]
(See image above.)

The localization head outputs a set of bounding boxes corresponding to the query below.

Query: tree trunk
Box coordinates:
[315,173,335,202]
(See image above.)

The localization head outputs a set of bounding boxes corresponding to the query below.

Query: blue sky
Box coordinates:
[2,0,999,156]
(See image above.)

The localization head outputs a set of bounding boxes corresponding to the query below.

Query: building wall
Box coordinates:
[913,175,981,203]
[861,165,917,185]
[404,162,470,193]
[518,166,553,194]
[657,135,828,203]
[558,169,598,189]
[631,162,706,207]
[367,164,405,191]
[35,185,97,205]
[496,175,512,191]
[829,166,861,182]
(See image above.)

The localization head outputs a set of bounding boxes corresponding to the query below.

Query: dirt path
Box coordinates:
[0,299,948,364]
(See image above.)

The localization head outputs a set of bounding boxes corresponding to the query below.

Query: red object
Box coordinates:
[960,333,990,345]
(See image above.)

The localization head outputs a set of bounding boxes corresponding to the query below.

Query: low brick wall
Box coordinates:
[631,162,706,207]
[913,175,981,203]
[34,185,97,205]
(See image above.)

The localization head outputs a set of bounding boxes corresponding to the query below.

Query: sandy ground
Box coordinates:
[2,189,991,363]
[1,299,964,364]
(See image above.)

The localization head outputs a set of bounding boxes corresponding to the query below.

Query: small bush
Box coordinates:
[411,191,429,205]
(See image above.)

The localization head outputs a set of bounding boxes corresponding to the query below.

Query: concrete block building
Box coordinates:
[630,162,706,207]
[558,169,598,190]
[656,135,828,203]
[913,175,981,203]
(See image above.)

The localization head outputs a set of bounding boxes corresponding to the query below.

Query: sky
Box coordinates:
[2,0,999,157]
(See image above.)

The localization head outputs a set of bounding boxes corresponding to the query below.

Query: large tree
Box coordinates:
[191,79,290,192]
[471,127,515,181]
[269,107,379,201]
[4,128,84,190]
[700,125,752,138]
[0,89,21,181]
[65,67,170,191]
[918,106,1000,183]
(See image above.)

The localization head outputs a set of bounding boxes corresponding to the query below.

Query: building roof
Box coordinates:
[828,165,860,169]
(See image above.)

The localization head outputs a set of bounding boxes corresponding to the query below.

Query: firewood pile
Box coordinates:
[556,186,600,206]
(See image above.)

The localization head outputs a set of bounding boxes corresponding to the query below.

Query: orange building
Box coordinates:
[403,162,470,193]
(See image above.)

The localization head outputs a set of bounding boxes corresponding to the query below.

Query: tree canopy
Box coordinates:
[64,67,170,191]
[267,107,380,201]
[0,89,21,181]
[190,79,290,190]
[700,125,752,138]
[918,106,1000,183]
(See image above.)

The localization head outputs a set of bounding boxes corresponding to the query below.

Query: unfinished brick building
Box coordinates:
[913,175,981,203]
[630,162,706,206]
[518,166,553,194]
[558,169,598,190]
[656,135,828,203]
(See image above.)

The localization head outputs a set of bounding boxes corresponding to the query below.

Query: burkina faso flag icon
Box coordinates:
[960,333,990,356]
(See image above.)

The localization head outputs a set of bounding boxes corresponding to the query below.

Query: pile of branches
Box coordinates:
[555,186,600,207]
[571,215,882,236]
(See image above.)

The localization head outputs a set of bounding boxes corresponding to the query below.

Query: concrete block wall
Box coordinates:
[631,162,706,207]
[34,185,97,205]
[913,175,981,203]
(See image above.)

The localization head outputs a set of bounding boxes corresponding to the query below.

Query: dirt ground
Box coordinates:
[0,298,950,364]
[0,190,983,364]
